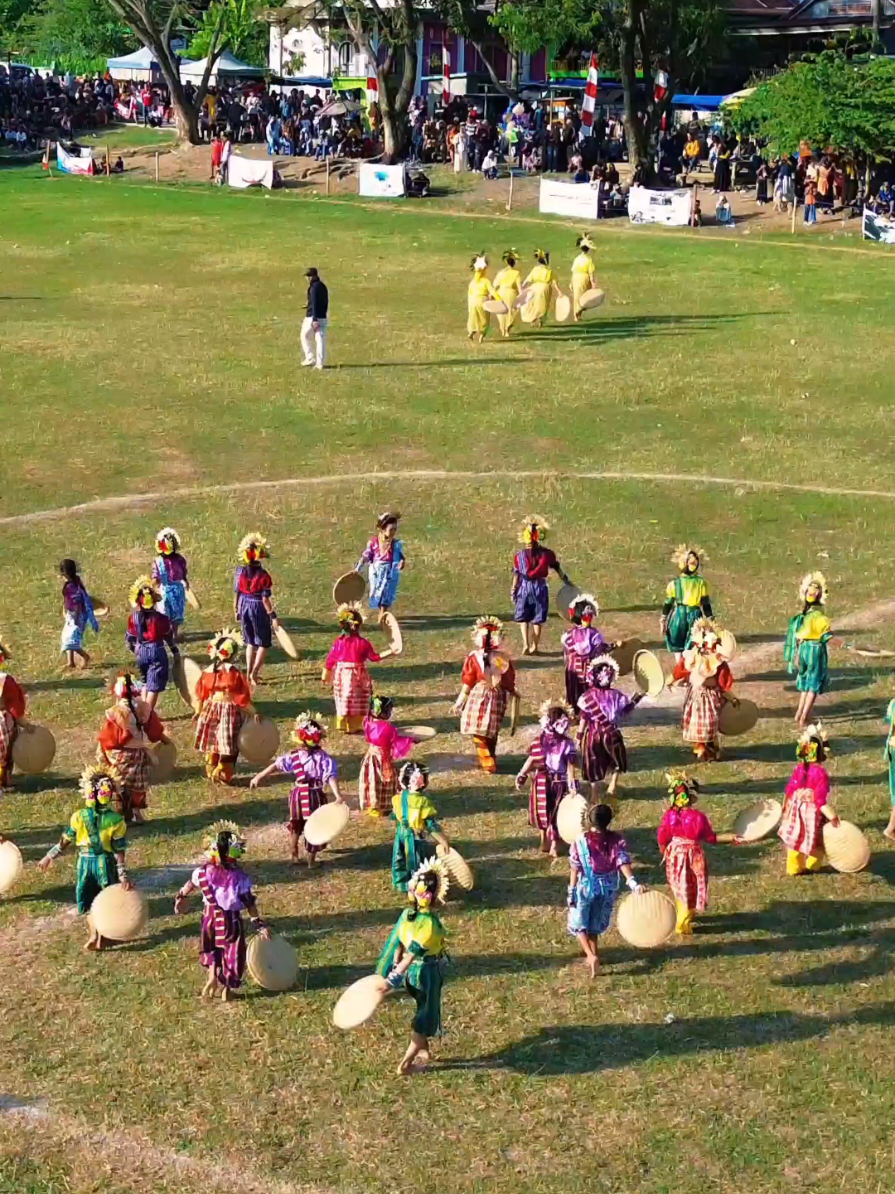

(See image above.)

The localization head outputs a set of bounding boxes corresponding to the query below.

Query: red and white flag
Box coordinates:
[366,74,379,104]
[442,44,451,104]
[654,70,670,103]
[580,53,599,136]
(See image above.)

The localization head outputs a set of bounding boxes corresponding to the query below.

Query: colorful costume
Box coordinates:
[391,785,441,892]
[570,235,596,319]
[325,604,383,734]
[672,619,734,761]
[784,572,831,695]
[886,698,895,810]
[60,577,99,653]
[520,251,557,325]
[356,514,404,612]
[457,616,517,772]
[779,725,832,875]
[511,516,567,627]
[663,545,712,654]
[657,772,715,934]
[125,577,177,695]
[561,593,607,708]
[0,644,26,788]
[567,828,630,937]
[577,656,639,783]
[233,534,274,650]
[517,701,577,850]
[358,697,414,815]
[276,717,338,861]
[493,250,521,337]
[194,629,254,783]
[377,861,448,1037]
[467,253,497,338]
[43,766,128,914]
[151,527,189,629]
[97,673,165,820]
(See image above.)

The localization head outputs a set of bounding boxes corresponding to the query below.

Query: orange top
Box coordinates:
[195,667,253,708]
[0,674,26,719]
[672,659,733,691]
[461,652,517,693]
[99,705,164,751]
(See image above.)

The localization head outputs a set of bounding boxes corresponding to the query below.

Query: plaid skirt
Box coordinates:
[580,715,627,782]
[460,682,507,739]
[100,745,150,793]
[778,791,822,856]
[358,745,397,814]
[289,779,326,831]
[665,837,708,911]
[333,663,372,719]
[681,685,722,743]
[194,700,244,756]
[0,710,15,767]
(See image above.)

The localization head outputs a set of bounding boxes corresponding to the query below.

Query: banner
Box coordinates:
[358,162,405,198]
[580,53,599,137]
[628,185,691,226]
[56,144,94,175]
[227,154,274,190]
[538,178,600,221]
[862,207,895,245]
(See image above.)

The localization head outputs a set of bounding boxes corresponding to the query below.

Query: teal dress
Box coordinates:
[376,907,447,1036]
[390,789,441,892]
[886,699,895,808]
[784,606,831,695]
[663,573,712,653]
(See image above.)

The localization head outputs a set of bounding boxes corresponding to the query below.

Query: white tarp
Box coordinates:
[179,50,265,83]
[227,154,274,190]
[862,207,895,245]
[358,163,405,198]
[56,144,94,175]
[538,178,600,220]
[628,185,692,226]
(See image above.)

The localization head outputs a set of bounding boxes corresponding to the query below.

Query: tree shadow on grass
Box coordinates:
[25,676,105,693]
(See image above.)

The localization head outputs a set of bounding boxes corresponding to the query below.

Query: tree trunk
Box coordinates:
[619,0,650,176]
[172,94,201,143]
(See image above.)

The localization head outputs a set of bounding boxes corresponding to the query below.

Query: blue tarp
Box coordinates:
[671,94,725,109]
[274,76,332,88]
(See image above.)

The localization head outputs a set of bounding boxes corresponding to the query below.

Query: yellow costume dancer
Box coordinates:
[520,249,562,327]
[570,234,596,320]
[467,253,497,342]
[493,248,522,338]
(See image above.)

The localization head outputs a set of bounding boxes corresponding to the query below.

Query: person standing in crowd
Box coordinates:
[301,266,329,370]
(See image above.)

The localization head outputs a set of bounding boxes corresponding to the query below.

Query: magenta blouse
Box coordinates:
[785,762,830,808]
[325,636,381,669]
[578,687,635,725]
[561,625,607,658]
[363,717,414,759]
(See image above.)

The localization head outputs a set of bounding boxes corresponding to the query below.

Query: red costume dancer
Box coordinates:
[657,771,736,934]
[0,638,26,790]
[97,672,168,822]
[358,694,414,815]
[778,723,839,875]
[194,628,256,784]
[455,616,518,773]
[671,618,735,762]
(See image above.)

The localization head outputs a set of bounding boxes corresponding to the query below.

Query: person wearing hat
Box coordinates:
[570,234,596,321]
[355,511,405,623]
[671,618,736,763]
[301,266,328,370]
[0,638,26,790]
[38,765,131,951]
[233,532,278,688]
[657,771,738,934]
[390,761,450,890]
[519,249,562,327]
[466,252,498,342]
[376,858,449,1075]
[193,628,257,784]
[577,654,643,800]
[661,545,713,660]
[561,593,612,709]
[97,671,170,822]
[174,820,271,1001]
[250,712,343,864]
[359,695,415,817]
[778,724,839,876]
[454,615,518,773]
[492,249,522,338]
[125,576,179,713]
[323,604,395,734]
[515,700,578,856]
[784,571,833,728]
[567,803,641,977]
[151,527,194,641]
[510,516,571,656]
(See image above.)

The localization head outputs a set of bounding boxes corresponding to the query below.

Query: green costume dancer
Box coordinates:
[885,698,895,841]
[390,761,449,892]
[662,545,713,657]
[784,571,832,727]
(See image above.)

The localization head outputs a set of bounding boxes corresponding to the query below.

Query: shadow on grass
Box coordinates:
[521,312,771,346]
[25,675,105,693]
[336,357,538,370]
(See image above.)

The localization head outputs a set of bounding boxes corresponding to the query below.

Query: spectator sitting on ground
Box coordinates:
[690,198,702,227]
[715,194,733,225]
[481,148,498,180]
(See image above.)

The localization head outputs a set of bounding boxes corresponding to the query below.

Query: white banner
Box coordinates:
[538,178,600,220]
[862,207,895,245]
[628,185,692,226]
[56,144,94,175]
[358,163,405,198]
[227,154,274,190]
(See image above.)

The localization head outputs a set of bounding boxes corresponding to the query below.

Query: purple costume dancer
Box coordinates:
[577,655,643,796]
[561,593,609,708]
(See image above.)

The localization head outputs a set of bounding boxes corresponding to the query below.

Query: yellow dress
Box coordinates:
[571,252,596,317]
[493,266,521,336]
[467,271,496,336]
[520,264,554,324]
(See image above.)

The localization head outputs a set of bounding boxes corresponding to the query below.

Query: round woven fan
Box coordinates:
[333,974,391,1030]
[823,820,871,873]
[238,717,280,764]
[147,739,177,785]
[731,798,782,842]
[615,889,676,949]
[440,846,474,891]
[0,840,24,895]
[247,933,299,991]
[633,649,666,698]
[303,801,350,847]
[719,699,759,737]
[89,883,149,941]
[333,571,365,605]
[611,638,643,676]
[11,722,56,775]
[579,288,605,311]
[556,792,588,846]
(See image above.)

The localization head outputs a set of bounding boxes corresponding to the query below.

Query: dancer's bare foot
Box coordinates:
[221,987,232,1002]
[885,827,895,842]
[587,955,600,978]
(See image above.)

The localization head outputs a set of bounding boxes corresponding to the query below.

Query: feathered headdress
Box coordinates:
[534,248,550,264]
[79,763,120,802]
[666,769,699,809]
[797,721,830,762]
[399,760,429,790]
[473,615,503,643]
[799,571,828,604]
[689,617,722,650]
[518,515,550,545]
[376,510,401,529]
[129,575,160,608]
[587,653,620,682]
[502,247,518,263]
[539,698,573,726]
[155,527,180,552]
[671,544,706,570]
[208,627,243,663]
[292,711,327,745]
[408,857,449,905]
[337,602,364,628]
[570,592,599,621]
[238,532,269,564]
[470,252,488,272]
[202,819,246,860]
[576,234,595,251]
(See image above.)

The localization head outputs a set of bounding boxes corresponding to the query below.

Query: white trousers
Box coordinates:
[300,316,327,368]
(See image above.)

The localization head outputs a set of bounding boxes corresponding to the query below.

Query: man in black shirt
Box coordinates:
[301,266,329,370]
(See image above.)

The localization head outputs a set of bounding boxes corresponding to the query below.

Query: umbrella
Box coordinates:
[317,98,361,118]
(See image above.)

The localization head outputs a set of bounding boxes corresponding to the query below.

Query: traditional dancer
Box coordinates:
[577,655,643,798]
[38,764,131,951]
[97,672,168,822]
[778,723,839,876]
[174,820,270,1001]
[233,533,278,687]
[376,858,449,1075]
[391,761,449,891]
[511,516,571,655]
[250,712,342,864]
[359,694,415,816]
[493,248,521,338]
[784,571,832,727]
[562,593,611,708]
[661,545,713,660]
[657,771,736,935]
[151,527,193,640]
[567,803,641,976]
[519,249,562,327]
[454,615,518,773]
[323,603,394,734]
[59,558,99,669]
[570,234,596,321]
[355,512,405,623]
[125,576,179,712]
[885,696,895,840]
[515,700,578,857]
[0,638,26,790]
[671,618,735,762]
[467,252,498,342]
[193,628,256,784]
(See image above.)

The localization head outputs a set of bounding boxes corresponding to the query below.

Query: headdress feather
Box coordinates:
[518,515,550,545]
[671,543,707,569]
[799,571,828,604]
[237,532,269,563]
[336,602,364,626]
[408,857,449,904]
[79,763,120,800]
[202,819,244,854]
[155,526,180,548]
[129,575,160,607]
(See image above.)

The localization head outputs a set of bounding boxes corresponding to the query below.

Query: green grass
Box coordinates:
[2,170,895,1194]
[78,126,177,150]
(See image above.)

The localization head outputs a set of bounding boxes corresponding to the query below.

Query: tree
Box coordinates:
[188,0,268,67]
[21,0,135,74]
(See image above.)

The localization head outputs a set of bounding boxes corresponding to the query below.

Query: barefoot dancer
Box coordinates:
[355,512,405,624]
[662,545,713,661]
[151,528,194,641]
[466,253,498,342]
[194,629,256,784]
[577,655,643,800]
[391,761,450,892]
[671,619,736,763]
[358,694,414,816]
[561,593,610,709]
[233,533,279,687]
[885,698,895,841]
[784,571,832,727]
[125,576,179,713]
[455,616,518,773]
[570,234,597,321]
[97,672,169,823]
[59,558,99,669]
[510,516,571,655]
[515,700,578,857]
[377,859,449,1075]
[174,821,271,1002]
[38,765,132,952]
[324,604,394,734]
[657,771,737,935]
[778,723,839,876]
[567,804,641,976]
[0,638,26,790]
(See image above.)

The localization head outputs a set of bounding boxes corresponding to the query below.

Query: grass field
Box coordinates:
[3,167,895,1194]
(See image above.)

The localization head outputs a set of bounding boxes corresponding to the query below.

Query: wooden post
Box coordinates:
[506,169,514,212]
[791,195,797,235]
[105,144,111,176]
[325,155,330,196]
[154,152,159,184]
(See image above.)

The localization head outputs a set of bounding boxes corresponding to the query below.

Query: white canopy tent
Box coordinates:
[178,50,265,85]
[107,47,160,81]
